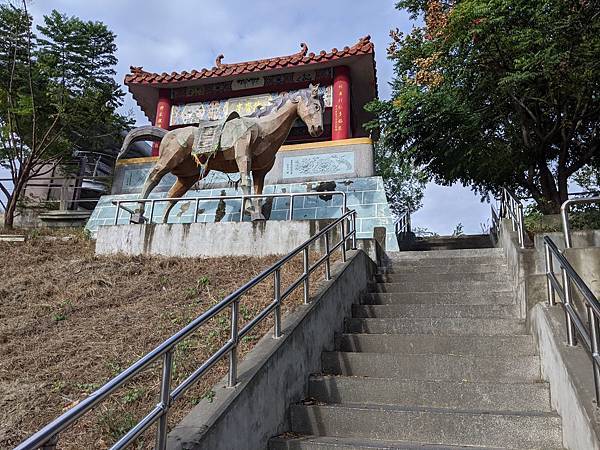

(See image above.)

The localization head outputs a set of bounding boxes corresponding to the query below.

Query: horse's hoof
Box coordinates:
[129,212,147,224]
[250,211,266,221]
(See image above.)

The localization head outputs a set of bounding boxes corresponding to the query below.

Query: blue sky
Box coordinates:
[5,0,491,234]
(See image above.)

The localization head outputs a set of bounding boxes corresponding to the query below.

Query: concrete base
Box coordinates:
[95,220,349,258]
[531,304,600,450]
[166,250,376,450]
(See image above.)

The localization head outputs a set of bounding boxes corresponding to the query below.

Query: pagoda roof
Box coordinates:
[124,36,374,86]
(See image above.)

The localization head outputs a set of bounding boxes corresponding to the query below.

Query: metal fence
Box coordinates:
[14,209,357,450]
[112,191,348,225]
[394,210,411,237]
[543,235,600,403]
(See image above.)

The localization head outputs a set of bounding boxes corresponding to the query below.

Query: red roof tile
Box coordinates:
[125,36,374,86]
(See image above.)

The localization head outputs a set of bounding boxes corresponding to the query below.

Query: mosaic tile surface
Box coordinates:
[86,176,398,250]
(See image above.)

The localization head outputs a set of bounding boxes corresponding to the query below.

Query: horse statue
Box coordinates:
[117,84,325,222]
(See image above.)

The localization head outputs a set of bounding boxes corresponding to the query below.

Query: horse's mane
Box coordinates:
[247,87,316,118]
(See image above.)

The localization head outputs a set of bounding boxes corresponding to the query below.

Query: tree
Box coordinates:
[374,140,426,216]
[0,2,131,227]
[368,0,600,214]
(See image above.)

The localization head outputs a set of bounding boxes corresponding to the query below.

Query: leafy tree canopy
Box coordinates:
[368,0,600,213]
[0,2,131,227]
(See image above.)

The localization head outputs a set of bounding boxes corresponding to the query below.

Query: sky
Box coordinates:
[4,0,491,235]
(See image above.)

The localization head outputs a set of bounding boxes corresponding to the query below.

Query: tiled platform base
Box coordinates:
[85,176,398,251]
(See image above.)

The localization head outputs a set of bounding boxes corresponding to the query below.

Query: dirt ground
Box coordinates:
[0,228,331,449]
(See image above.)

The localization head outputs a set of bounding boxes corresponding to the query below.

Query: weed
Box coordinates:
[98,410,138,441]
[75,382,100,394]
[197,276,210,287]
[122,387,145,404]
[202,390,216,403]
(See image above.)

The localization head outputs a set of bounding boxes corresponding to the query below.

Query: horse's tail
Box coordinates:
[116,126,168,161]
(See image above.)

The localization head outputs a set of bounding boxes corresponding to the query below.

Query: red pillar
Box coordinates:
[152,89,171,156]
[332,66,351,140]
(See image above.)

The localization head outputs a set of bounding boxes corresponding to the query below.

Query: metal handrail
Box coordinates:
[394,210,411,236]
[561,196,600,249]
[543,235,600,403]
[112,191,348,225]
[500,188,525,248]
[14,210,358,450]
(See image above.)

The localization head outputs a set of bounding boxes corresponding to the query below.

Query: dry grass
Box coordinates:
[0,228,339,449]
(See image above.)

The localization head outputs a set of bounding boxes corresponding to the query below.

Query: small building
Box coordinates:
[87,36,398,250]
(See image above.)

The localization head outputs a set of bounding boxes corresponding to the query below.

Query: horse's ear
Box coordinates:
[310,83,320,98]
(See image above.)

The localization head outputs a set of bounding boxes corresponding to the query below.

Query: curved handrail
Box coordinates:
[560,196,600,249]
[14,210,358,450]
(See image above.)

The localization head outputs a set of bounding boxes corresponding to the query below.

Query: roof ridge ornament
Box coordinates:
[215,54,225,68]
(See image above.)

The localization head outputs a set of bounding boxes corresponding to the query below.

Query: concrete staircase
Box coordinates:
[269,246,565,449]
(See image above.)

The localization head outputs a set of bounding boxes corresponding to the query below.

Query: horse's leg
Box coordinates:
[161,173,201,223]
[132,165,169,223]
[251,167,270,220]
[234,133,255,219]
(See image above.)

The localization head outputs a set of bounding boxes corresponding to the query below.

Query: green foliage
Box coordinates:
[524,202,600,233]
[369,0,600,214]
[0,3,132,226]
[374,140,427,216]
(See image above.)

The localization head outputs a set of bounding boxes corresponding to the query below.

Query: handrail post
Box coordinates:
[239,195,245,222]
[562,268,578,346]
[149,200,155,224]
[288,196,294,221]
[303,247,310,305]
[351,212,357,250]
[340,219,347,263]
[517,203,525,248]
[561,200,573,249]
[114,201,120,225]
[324,231,331,281]
[194,198,200,223]
[228,298,239,387]
[273,269,282,338]
[590,313,600,404]
[156,349,173,450]
[544,242,556,306]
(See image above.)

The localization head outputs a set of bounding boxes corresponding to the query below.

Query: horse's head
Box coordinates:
[295,84,324,137]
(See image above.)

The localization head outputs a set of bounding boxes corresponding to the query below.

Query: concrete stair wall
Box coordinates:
[269,243,565,449]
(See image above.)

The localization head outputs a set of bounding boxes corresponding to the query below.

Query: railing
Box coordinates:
[543,235,600,403]
[490,203,500,243]
[561,196,600,249]
[500,188,526,248]
[112,191,348,225]
[394,210,411,237]
[14,210,358,450]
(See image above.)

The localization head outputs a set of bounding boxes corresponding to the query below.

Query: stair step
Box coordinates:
[335,333,536,356]
[289,404,562,449]
[308,376,552,412]
[345,317,525,335]
[377,271,509,283]
[364,291,514,305]
[389,248,504,259]
[321,352,540,382]
[371,280,509,293]
[268,434,552,450]
[352,304,519,319]
[386,256,505,267]
[384,264,507,274]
